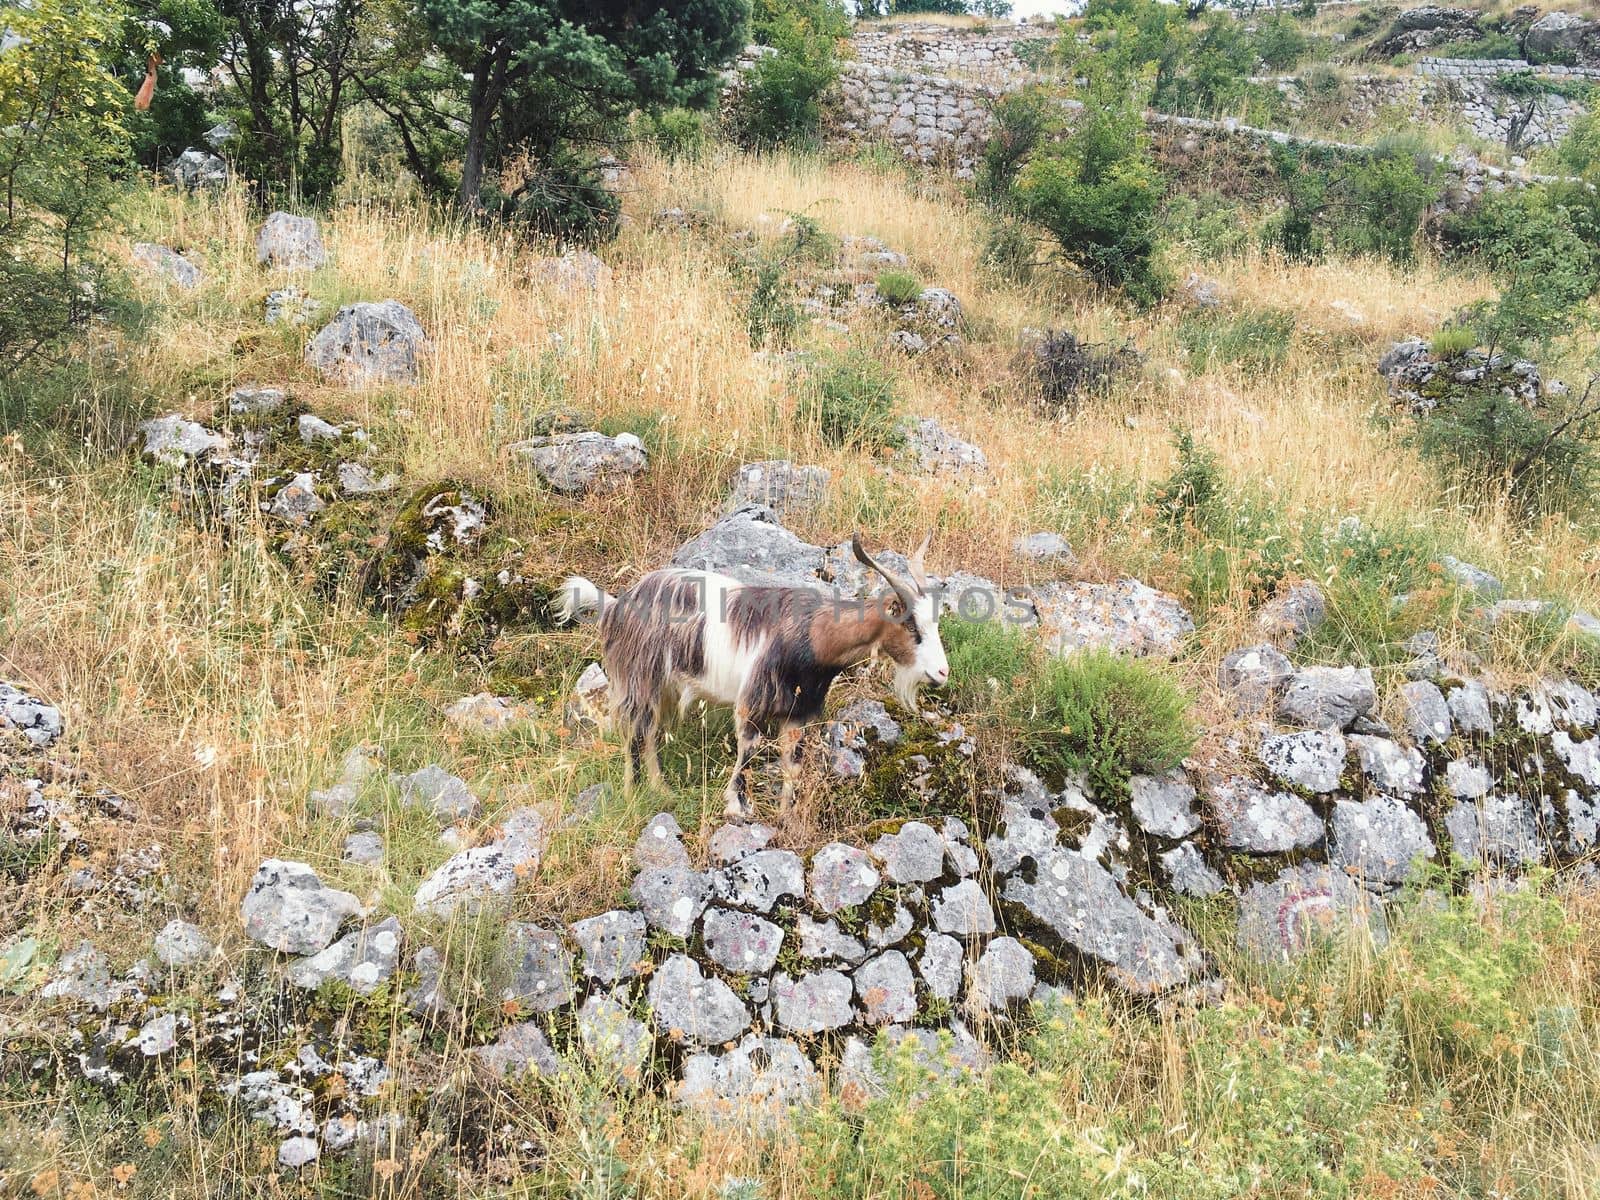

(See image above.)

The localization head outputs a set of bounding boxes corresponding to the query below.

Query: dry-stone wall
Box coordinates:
[834,64,1005,177]
[850,21,1048,83]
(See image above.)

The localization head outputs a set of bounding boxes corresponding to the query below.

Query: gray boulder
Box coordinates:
[0,682,63,749]
[1445,757,1491,799]
[1159,842,1226,897]
[1033,578,1194,657]
[265,287,322,326]
[166,147,228,190]
[966,936,1036,1013]
[1445,796,1544,867]
[1447,681,1494,736]
[474,1022,561,1079]
[577,994,651,1086]
[678,1035,818,1126]
[631,867,712,938]
[228,386,287,415]
[1003,847,1194,993]
[1276,666,1376,730]
[569,910,647,983]
[256,212,328,271]
[512,431,647,495]
[824,698,903,777]
[1129,770,1200,839]
[306,301,429,387]
[40,942,112,1010]
[392,764,479,825]
[916,931,964,1000]
[1349,735,1426,796]
[854,951,917,1024]
[240,860,361,955]
[808,843,880,913]
[701,908,784,974]
[1525,11,1600,67]
[412,846,521,917]
[871,820,946,883]
[1218,643,1293,711]
[707,821,777,865]
[771,968,854,1033]
[1330,797,1435,885]
[897,417,988,474]
[132,243,201,289]
[647,954,751,1046]
[1207,776,1323,853]
[287,917,402,994]
[137,414,226,466]
[1237,863,1384,961]
[531,250,610,294]
[502,923,575,1013]
[931,878,995,936]
[268,472,324,525]
[1400,680,1452,744]
[671,506,827,586]
[1259,729,1347,793]
[153,920,213,968]
[1256,581,1327,649]
[342,831,384,865]
[278,1137,320,1169]
[728,461,830,518]
[795,914,867,965]
[712,848,804,913]
[1440,555,1503,598]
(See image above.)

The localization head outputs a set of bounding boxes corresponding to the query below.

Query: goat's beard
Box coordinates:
[892,663,921,711]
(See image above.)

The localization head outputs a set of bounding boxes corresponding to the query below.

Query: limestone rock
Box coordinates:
[871,820,946,883]
[502,923,575,1013]
[808,843,881,913]
[707,821,776,865]
[306,300,429,387]
[137,415,226,466]
[443,693,531,733]
[931,878,995,936]
[1013,531,1075,563]
[771,968,854,1033]
[1129,770,1200,839]
[412,845,521,918]
[701,908,784,974]
[131,242,201,289]
[670,506,827,586]
[41,942,112,1009]
[341,831,383,865]
[240,860,361,955]
[633,812,689,871]
[1160,842,1226,897]
[1447,681,1494,736]
[916,931,964,999]
[474,1022,561,1079]
[577,994,651,1087]
[1349,735,1426,796]
[1218,643,1293,711]
[0,683,63,749]
[1256,581,1327,649]
[897,417,987,473]
[1033,578,1194,658]
[287,917,402,995]
[966,936,1035,1012]
[1400,680,1452,744]
[648,954,751,1047]
[1330,797,1435,885]
[512,431,647,495]
[278,1136,320,1169]
[1237,863,1383,961]
[795,914,867,965]
[630,867,712,938]
[713,849,804,913]
[1259,729,1347,793]
[823,698,902,777]
[268,472,324,525]
[728,460,830,518]
[1440,555,1503,598]
[678,1035,818,1126]
[1276,666,1376,731]
[166,147,228,190]
[256,212,328,271]
[1445,796,1543,867]
[854,950,917,1024]
[392,764,479,825]
[153,920,213,968]
[1207,776,1323,853]
[569,910,647,983]
[532,250,610,294]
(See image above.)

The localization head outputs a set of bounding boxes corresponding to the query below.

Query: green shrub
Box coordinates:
[980,217,1040,280]
[797,350,904,450]
[1161,193,1253,261]
[726,3,843,151]
[1009,648,1195,798]
[1150,428,1225,531]
[977,86,1064,204]
[1175,306,1296,374]
[494,154,621,245]
[742,254,802,349]
[646,107,709,159]
[874,270,923,306]
[1335,137,1440,264]
[939,616,1036,713]
[1429,324,1477,358]
[1253,13,1310,70]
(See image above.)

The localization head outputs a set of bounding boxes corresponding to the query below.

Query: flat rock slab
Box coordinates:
[809,843,881,913]
[256,212,327,271]
[678,1034,818,1127]
[1128,771,1200,839]
[772,969,854,1033]
[713,849,804,913]
[871,820,946,883]
[1207,776,1323,854]
[631,867,712,938]
[1276,666,1376,731]
[1259,729,1347,794]
[1329,797,1435,885]
[1237,863,1384,961]
[512,431,647,495]
[930,878,995,936]
[392,764,479,825]
[287,917,402,994]
[701,907,784,974]
[502,923,575,1013]
[854,950,917,1024]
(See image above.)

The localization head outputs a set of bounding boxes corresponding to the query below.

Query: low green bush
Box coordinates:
[1009,648,1195,798]
[1175,306,1296,374]
[796,350,904,450]
[940,617,1036,713]
[1428,324,1477,358]
[874,269,923,306]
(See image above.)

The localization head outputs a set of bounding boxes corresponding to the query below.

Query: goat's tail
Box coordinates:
[553,575,613,624]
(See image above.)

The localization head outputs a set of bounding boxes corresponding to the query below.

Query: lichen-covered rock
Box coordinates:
[287,917,402,995]
[1033,578,1194,657]
[1445,757,1491,799]
[1440,555,1503,598]
[648,954,751,1047]
[707,821,776,865]
[228,385,287,415]
[1349,735,1426,796]
[137,415,226,467]
[40,943,112,1010]
[502,923,575,1013]
[1129,771,1200,839]
[1447,681,1494,736]
[1207,777,1323,853]
[795,914,867,965]
[308,744,381,817]
[1445,796,1543,867]
[1159,842,1226,897]
[1013,531,1075,563]
[131,1012,178,1056]
[1237,863,1383,961]
[808,843,880,913]
[1552,731,1600,789]
[153,920,213,968]
[1400,680,1452,744]
[1003,848,1194,993]
[897,417,987,473]
[1276,666,1376,731]
[630,867,712,938]
[278,1136,320,1169]
[837,1025,988,1101]
[931,878,995,936]
[265,286,321,326]
[342,831,384,865]
[412,846,520,917]
[512,431,647,495]
[131,242,201,288]
[240,860,361,955]
[1330,797,1435,885]
[917,931,964,999]
[771,968,854,1033]
[871,820,946,883]
[1,683,63,749]
[671,506,828,586]
[854,950,917,1024]
[966,937,1035,1013]
[823,698,902,777]
[336,462,398,496]
[1259,729,1347,793]
[473,1022,561,1079]
[1256,581,1326,649]
[268,472,325,525]
[570,910,647,983]
[1218,643,1293,711]
[633,813,689,871]
[392,764,479,825]
[728,460,830,518]
[256,212,327,271]
[577,995,651,1087]
[678,1035,817,1126]
[713,849,804,913]
[701,908,784,974]
[306,300,429,387]
[986,772,1062,875]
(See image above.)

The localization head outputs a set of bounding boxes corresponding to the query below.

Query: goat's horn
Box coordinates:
[907,530,932,590]
[851,531,917,611]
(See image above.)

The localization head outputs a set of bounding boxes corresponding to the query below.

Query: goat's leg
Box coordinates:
[777,722,804,815]
[641,712,665,790]
[723,712,762,821]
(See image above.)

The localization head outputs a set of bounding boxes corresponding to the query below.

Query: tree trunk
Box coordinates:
[459,46,510,213]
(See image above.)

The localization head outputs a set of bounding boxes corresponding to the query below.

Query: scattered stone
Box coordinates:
[1012,531,1075,564]
[256,212,328,271]
[701,908,784,974]
[630,867,712,938]
[166,147,228,190]
[1129,771,1200,839]
[224,1071,315,1133]
[41,943,112,1010]
[854,951,917,1024]
[131,242,201,289]
[897,417,987,474]
[713,849,804,913]
[1160,842,1226,897]
[1440,555,1503,598]
[1236,863,1383,961]
[308,745,382,817]
[393,764,478,825]
[708,821,776,865]
[1330,797,1435,885]
[240,860,361,955]
[678,1035,818,1126]
[671,506,828,586]
[1218,643,1294,711]
[278,1136,320,1170]
[809,843,881,913]
[269,472,325,525]
[966,937,1035,1013]
[728,461,830,518]
[1260,729,1347,793]
[474,1021,561,1080]
[1276,666,1376,731]
[1447,681,1494,736]
[633,813,689,871]
[1445,796,1543,867]
[336,462,397,497]
[1033,578,1194,657]
[577,994,651,1086]
[287,917,402,995]
[228,385,287,415]
[413,845,522,917]
[647,954,751,1047]
[771,969,854,1034]
[1256,581,1327,649]
[823,698,903,777]
[153,920,213,968]
[569,910,647,983]
[1207,776,1323,853]
[306,300,429,387]
[871,821,945,883]
[0,683,63,749]
[1004,848,1194,993]
[137,414,226,466]
[442,693,530,734]
[931,879,995,936]
[265,286,321,326]
[512,431,647,495]
[341,831,383,865]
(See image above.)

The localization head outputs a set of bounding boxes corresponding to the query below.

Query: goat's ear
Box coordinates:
[884,595,906,621]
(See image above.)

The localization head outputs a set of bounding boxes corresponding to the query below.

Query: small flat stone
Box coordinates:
[501,923,575,1013]
[966,937,1035,1012]
[931,879,995,936]
[631,867,712,938]
[634,813,690,871]
[854,951,917,1024]
[1160,842,1226,897]
[577,994,651,1087]
[1259,729,1347,793]
[701,908,784,974]
[713,849,804,913]
[771,969,854,1034]
[1329,797,1435,885]
[647,954,751,1047]
[569,910,647,984]
[1349,735,1426,796]
[1207,777,1323,853]
[474,1021,561,1079]
[808,843,880,913]
[707,822,775,865]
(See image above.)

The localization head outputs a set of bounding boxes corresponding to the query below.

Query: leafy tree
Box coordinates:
[1,0,133,375]
[415,0,747,213]
[120,0,227,166]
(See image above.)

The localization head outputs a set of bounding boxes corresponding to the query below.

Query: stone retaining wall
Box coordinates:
[1416,55,1600,82]
[833,63,1006,178]
[850,21,1049,82]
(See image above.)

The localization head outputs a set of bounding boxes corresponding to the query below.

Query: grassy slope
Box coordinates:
[2,145,1600,1195]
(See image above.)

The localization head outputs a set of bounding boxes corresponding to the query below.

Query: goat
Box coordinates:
[554,533,949,819]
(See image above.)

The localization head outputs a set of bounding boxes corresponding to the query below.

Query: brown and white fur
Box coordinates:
[554,534,949,819]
